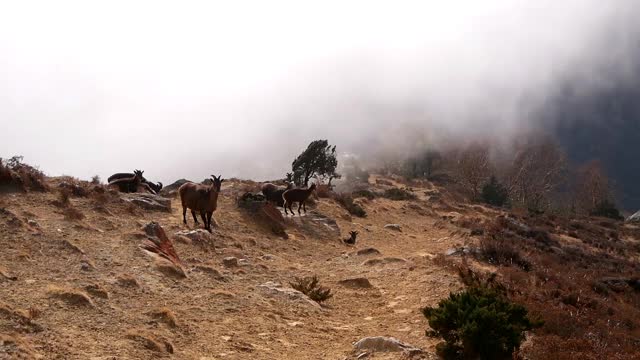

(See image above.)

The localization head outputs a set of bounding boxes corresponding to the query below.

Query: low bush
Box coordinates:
[589,200,623,220]
[382,187,417,201]
[290,275,333,303]
[333,193,366,217]
[0,156,48,192]
[423,284,540,360]
[478,236,532,271]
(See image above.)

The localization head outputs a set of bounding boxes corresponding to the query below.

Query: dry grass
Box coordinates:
[0,333,37,359]
[84,283,109,299]
[117,274,140,288]
[473,214,640,359]
[125,330,174,354]
[148,307,178,328]
[0,156,48,193]
[63,206,85,221]
[46,285,94,307]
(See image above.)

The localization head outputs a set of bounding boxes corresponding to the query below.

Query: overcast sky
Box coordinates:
[1,1,638,183]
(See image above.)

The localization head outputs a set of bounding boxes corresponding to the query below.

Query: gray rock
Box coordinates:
[174,229,215,243]
[384,224,402,231]
[122,193,172,212]
[353,336,422,354]
[338,277,373,289]
[627,210,640,223]
[256,281,321,309]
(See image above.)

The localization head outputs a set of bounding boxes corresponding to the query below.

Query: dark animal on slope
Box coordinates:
[261,182,293,207]
[283,183,316,216]
[108,171,162,194]
[108,170,155,194]
[179,175,224,232]
[343,231,358,245]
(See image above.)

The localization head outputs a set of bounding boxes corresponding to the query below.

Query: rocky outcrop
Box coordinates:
[121,193,171,212]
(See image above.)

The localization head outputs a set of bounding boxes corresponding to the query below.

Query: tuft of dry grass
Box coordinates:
[117,274,140,288]
[290,275,333,304]
[148,307,178,328]
[0,156,49,193]
[84,283,109,299]
[125,330,174,353]
[47,285,94,307]
[63,207,85,221]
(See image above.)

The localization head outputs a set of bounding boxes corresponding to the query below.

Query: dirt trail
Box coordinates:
[0,179,473,359]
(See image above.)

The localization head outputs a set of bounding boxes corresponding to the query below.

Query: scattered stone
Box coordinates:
[384,224,402,232]
[256,282,321,309]
[353,336,422,354]
[260,254,276,261]
[121,193,172,212]
[338,277,373,289]
[362,257,408,266]
[355,248,381,256]
[238,259,250,266]
[174,229,216,245]
[193,266,227,281]
[26,219,39,227]
[80,260,94,271]
[445,246,473,256]
[223,257,239,268]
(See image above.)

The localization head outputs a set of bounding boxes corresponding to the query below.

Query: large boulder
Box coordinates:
[627,210,640,223]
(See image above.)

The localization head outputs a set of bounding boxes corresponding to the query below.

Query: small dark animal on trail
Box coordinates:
[261,182,293,207]
[108,171,162,194]
[343,231,358,245]
[282,183,316,216]
[179,175,224,232]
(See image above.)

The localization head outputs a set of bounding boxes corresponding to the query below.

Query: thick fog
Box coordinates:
[1,1,638,183]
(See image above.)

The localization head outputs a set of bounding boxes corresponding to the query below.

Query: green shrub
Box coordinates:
[481,176,509,207]
[423,285,539,360]
[290,275,333,303]
[382,188,417,201]
[589,200,623,220]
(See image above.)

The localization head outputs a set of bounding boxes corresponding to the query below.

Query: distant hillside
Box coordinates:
[551,83,640,211]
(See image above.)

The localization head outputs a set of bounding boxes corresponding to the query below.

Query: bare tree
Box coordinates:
[455,143,491,200]
[573,160,613,213]
[507,138,567,211]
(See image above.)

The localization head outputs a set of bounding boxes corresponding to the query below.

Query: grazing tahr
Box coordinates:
[179,175,224,232]
[282,183,316,216]
[261,182,293,207]
[108,171,162,194]
[343,231,358,245]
